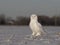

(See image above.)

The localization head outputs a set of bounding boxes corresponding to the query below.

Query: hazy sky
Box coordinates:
[0,0,60,18]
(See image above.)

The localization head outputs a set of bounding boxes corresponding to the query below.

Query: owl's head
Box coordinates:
[30,14,38,20]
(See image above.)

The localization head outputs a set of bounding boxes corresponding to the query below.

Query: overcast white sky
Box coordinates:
[0,0,60,18]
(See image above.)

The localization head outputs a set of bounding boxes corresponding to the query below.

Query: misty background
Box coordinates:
[0,0,60,18]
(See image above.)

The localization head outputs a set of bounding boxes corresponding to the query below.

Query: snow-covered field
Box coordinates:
[0,26,60,45]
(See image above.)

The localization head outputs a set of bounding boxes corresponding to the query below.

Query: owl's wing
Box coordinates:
[37,22,46,34]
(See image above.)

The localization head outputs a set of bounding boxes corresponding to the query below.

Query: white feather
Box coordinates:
[29,14,45,37]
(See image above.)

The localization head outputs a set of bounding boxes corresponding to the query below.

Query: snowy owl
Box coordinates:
[29,14,45,38]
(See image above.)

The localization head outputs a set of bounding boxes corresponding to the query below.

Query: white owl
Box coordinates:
[29,14,45,38]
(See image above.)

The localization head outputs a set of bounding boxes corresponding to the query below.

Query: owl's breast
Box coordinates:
[29,22,39,32]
